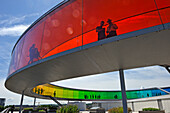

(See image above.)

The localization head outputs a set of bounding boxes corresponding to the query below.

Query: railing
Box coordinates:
[0,107,11,113]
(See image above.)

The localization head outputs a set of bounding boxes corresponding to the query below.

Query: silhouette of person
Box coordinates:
[96,21,106,40]
[106,19,118,38]
[28,44,41,64]
[147,93,149,97]
[84,95,88,99]
[54,91,56,97]
[38,88,40,94]
[114,95,118,99]
[35,88,38,93]
[41,88,44,94]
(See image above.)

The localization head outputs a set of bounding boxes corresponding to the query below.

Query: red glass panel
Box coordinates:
[83,0,157,33]
[41,0,82,58]
[155,0,170,24]
[83,0,161,45]
[18,21,45,69]
[8,51,17,75]
[159,8,170,24]
[9,0,168,75]
[116,11,162,35]
[8,37,25,75]
[155,0,170,9]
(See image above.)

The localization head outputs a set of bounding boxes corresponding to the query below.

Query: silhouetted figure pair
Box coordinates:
[96,19,118,40]
[28,44,41,64]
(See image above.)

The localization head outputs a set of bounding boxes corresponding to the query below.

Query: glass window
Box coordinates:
[41,0,82,58]
[155,0,170,24]
[83,0,161,44]
[18,21,45,68]
[8,37,25,75]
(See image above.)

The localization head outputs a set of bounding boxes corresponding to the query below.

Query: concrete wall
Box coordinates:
[162,99,170,113]
[128,101,158,112]
[92,101,122,111]
[128,99,170,113]
[102,102,122,111]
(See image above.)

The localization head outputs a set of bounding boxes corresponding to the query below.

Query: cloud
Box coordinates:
[52,66,170,90]
[125,66,170,80]
[0,17,25,26]
[0,24,30,36]
[52,72,121,90]
[0,78,21,105]
[0,13,39,26]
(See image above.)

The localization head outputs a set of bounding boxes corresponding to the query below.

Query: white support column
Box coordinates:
[157,99,163,110]
[33,97,36,110]
[132,102,135,112]
[19,91,24,113]
[119,69,128,113]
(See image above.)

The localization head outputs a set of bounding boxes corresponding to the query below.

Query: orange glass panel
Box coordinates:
[83,30,98,45]
[18,21,45,69]
[41,0,82,58]
[43,35,82,58]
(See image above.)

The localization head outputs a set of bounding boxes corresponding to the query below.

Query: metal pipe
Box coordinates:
[119,69,128,113]
[19,91,24,113]
[33,97,36,110]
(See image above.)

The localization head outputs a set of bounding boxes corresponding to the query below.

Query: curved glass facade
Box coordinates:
[8,0,170,75]
[33,84,170,100]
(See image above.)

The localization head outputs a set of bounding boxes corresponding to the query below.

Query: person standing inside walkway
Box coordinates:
[28,44,41,64]
[106,19,118,38]
[96,21,106,40]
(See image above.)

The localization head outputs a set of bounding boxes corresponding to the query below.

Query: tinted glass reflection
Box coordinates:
[8,0,169,75]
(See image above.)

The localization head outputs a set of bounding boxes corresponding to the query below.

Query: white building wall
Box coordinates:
[127,102,132,110]
[92,101,122,111]
[128,98,170,113]
[132,101,158,112]
[162,99,170,113]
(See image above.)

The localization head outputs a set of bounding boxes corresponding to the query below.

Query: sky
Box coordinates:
[0,0,170,106]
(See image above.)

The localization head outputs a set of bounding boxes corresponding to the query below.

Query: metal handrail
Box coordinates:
[0,107,10,113]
